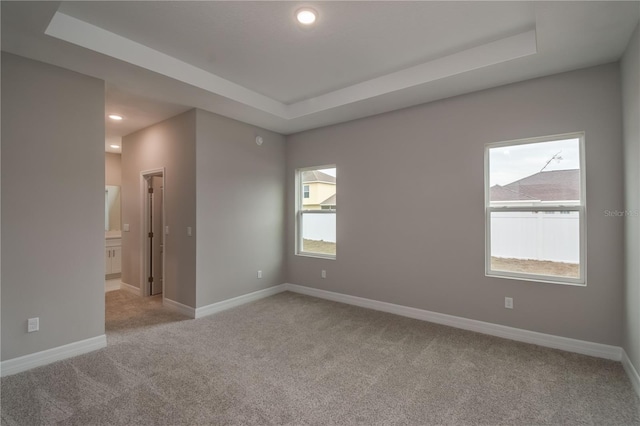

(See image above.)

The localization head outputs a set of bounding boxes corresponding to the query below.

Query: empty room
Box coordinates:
[1,1,639,424]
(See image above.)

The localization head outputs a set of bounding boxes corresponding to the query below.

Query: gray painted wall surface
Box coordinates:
[622,24,640,373]
[105,152,122,186]
[122,110,197,306]
[1,53,105,360]
[286,63,624,345]
[195,110,286,307]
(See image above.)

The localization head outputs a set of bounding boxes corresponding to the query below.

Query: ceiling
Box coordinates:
[2,1,639,148]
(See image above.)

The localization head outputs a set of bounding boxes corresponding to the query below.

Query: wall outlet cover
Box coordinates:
[27,317,39,332]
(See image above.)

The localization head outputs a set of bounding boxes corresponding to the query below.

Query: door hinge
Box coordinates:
[148,276,153,283]
[148,232,153,238]
[148,187,154,194]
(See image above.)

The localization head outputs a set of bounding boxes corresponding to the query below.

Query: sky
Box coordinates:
[489,138,580,186]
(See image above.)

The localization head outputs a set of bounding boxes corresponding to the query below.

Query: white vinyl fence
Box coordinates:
[302,211,578,263]
[491,211,579,263]
[302,212,336,243]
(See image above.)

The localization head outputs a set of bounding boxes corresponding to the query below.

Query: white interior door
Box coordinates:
[151,176,163,295]
[142,170,165,297]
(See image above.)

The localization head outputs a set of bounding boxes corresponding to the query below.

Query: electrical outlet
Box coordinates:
[257,270,262,279]
[505,297,513,309]
[321,270,326,279]
[28,317,39,333]
[187,226,192,237]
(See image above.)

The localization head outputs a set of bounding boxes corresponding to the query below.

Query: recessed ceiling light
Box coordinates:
[296,8,317,25]
[108,114,123,121]
[110,144,121,149]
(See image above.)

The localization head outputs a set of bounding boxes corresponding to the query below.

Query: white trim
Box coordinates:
[622,349,640,398]
[163,298,196,318]
[120,281,142,296]
[0,335,107,377]
[296,252,337,261]
[195,284,287,319]
[284,283,622,361]
[295,165,337,259]
[105,279,121,292]
[140,168,166,299]
[484,132,587,286]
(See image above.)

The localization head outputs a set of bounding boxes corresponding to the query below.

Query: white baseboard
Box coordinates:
[0,335,107,377]
[622,349,640,398]
[3,283,634,394]
[105,279,121,293]
[284,283,622,361]
[195,284,287,319]
[163,297,196,318]
[120,281,142,296]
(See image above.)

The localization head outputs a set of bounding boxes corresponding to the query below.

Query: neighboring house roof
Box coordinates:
[320,194,336,206]
[302,170,335,184]
[490,185,538,201]
[491,169,580,202]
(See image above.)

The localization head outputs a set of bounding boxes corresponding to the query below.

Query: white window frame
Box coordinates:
[296,165,336,260]
[484,132,586,286]
[303,185,310,198]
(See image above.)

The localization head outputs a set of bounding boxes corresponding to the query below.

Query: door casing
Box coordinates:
[140,168,166,298]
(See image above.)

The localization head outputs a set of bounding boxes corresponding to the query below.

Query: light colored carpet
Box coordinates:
[1,289,639,425]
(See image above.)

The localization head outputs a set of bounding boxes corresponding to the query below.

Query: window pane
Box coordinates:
[298,167,336,257]
[301,168,336,211]
[301,212,336,255]
[489,138,581,206]
[490,211,580,279]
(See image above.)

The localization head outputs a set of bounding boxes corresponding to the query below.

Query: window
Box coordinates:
[485,133,585,285]
[296,166,336,258]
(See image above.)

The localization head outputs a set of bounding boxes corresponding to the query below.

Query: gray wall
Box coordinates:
[1,53,105,360]
[121,110,197,306]
[286,63,624,346]
[105,152,122,186]
[622,24,640,372]
[121,108,286,309]
[195,110,286,307]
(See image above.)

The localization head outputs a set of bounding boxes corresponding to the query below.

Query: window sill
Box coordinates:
[486,271,586,287]
[296,252,336,260]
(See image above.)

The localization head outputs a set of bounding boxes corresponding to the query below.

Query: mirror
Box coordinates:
[105,185,121,231]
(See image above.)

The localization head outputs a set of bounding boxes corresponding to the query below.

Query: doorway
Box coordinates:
[142,169,165,297]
